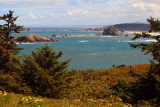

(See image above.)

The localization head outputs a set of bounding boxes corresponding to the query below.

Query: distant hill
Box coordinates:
[85,23,150,31]
[113,23,150,31]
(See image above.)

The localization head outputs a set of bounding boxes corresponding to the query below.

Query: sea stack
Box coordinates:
[102,26,120,36]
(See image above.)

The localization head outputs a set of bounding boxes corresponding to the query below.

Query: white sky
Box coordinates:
[0,0,160,27]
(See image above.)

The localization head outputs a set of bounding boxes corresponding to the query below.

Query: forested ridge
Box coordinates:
[113,23,150,31]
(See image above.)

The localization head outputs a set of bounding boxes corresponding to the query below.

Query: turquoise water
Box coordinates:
[13,27,152,70]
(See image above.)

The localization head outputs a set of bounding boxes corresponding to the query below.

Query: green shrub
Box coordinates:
[16,36,30,42]
[22,44,70,98]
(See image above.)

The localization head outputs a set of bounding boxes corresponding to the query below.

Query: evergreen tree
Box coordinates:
[0,11,30,94]
[0,10,24,41]
[0,10,23,72]
[16,36,30,42]
[22,44,70,98]
[130,17,160,102]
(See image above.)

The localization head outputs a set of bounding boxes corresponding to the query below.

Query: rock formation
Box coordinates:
[85,27,107,31]
[27,33,51,43]
[102,26,120,36]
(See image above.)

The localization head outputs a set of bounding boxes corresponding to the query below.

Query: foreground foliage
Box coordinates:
[0,91,132,107]
[0,64,158,106]
[0,64,151,107]
[22,45,70,98]
[130,17,160,103]
[0,11,70,98]
[0,11,28,93]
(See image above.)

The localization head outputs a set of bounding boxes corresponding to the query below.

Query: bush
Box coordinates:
[16,36,30,42]
[22,44,70,98]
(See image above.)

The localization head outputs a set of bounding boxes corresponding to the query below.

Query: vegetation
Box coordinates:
[0,11,23,71]
[0,11,160,106]
[22,45,70,98]
[113,23,150,31]
[0,11,26,94]
[0,10,24,41]
[129,17,160,104]
[0,11,70,98]
[0,65,149,107]
[16,36,30,42]
[0,91,132,107]
[85,23,150,31]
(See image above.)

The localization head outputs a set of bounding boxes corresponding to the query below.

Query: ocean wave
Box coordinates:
[71,35,87,37]
[90,53,98,55]
[59,35,96,37]
[99,39,104,41]
[30,29,74,32]
[78,40,89,43]
[144,40,157,42]
[16,42,36,44]
[56,35,88,37]
[16,42,52,45]
[126,39,157,43]
[89,34,94,36]
[99,36,119,37]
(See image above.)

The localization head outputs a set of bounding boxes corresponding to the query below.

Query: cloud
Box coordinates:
[40,16,45,19]
[68,11,72,16]
[127,0,160,12]
[127,0,160,18]
[0,0,73,8]
[67,8,88,17]
[50,13,60,19]
[28,12,38,19]
[1,0,160,26]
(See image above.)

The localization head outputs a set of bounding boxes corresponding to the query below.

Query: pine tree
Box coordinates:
[0,10,23,72]
[22,44,70,98]
[0,10,24,41]
[0,11,30,94]
[130,17,160,64]
[130,17,160,102]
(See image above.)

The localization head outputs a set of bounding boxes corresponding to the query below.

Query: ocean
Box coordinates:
[12,27,152,70]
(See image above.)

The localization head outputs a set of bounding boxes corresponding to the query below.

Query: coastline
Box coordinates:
[124,30,160,36]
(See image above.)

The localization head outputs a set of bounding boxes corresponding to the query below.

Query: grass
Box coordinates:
[0,91,132,107]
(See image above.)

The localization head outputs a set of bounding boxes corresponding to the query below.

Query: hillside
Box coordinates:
[85,23,150,31]
[113,23,150,31]
[1,64,156,107]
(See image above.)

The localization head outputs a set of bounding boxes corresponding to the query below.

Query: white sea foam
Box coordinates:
[17,42,36,44]
[71,35,87,37]
[16,42,50,44]
[90,53,98,55]
[126,39,157,43]
[125,31,160,36]
[144,39,157,42]
[99,39,104,41]
[99,36,119,37]
[126,41,136,42]
[60,35,96,37]
[89,34,94,36]
[78,40,89,42]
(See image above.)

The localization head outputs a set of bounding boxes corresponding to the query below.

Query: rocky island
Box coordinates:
[27,33,51,43]
[102,26,120,36]
[12,33,55,44]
